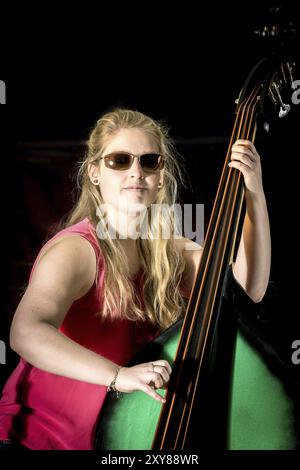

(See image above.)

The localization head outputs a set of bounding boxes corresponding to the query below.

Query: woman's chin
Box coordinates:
[119,198,149,214]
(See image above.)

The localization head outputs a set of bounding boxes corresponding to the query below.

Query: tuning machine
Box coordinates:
[254,24,279,38]
[280,60,296,88]
[268,60,295,118]
[271,81,291,117]
[234,89,243,113]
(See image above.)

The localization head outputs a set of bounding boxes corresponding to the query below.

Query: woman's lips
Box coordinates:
[124,188,146,191]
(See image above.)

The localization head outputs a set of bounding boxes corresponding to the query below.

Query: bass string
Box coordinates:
[179,87,261,449]
[155,84,261,449]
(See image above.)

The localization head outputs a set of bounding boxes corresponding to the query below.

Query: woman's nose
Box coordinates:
[130,157,145,177]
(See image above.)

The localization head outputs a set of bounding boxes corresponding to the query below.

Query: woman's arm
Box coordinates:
[10,236,171,403]
[179,139,271,304]
[229,140,271,303]
[10,236,118,387]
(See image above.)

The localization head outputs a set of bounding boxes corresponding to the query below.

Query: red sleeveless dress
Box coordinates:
[0,218,161,449]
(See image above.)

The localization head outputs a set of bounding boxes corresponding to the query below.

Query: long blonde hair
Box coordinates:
[54,108,189,331]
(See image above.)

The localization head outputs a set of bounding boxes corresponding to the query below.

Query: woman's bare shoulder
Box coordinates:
[174,237,203,255]
[34,234,96,274]
[9,234,98,338]
[30,234,97,300]
[174,238,203,292]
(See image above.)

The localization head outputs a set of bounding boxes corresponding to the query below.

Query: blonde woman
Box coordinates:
[0,109,271,450]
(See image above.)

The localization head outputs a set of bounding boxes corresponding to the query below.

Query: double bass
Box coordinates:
[95,12,298,451]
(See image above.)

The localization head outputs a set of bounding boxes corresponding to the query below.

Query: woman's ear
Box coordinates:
[158,169,164,188]
[88,163,100,183]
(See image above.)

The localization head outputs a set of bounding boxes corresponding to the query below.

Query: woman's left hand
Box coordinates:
[229,139,264,197]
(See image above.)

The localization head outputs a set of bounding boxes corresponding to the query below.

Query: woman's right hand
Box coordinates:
[114,360,172,404]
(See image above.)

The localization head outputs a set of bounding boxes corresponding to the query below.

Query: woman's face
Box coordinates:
[95,128,164,215]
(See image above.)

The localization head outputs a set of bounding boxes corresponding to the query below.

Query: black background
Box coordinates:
[0,0,299,465]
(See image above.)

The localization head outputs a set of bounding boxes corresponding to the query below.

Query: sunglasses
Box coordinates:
[99,152,165,172]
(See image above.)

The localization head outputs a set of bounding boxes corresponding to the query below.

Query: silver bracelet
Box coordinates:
[107,366,123,398]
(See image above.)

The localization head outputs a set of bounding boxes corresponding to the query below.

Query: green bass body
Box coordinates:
[95,320,297,450]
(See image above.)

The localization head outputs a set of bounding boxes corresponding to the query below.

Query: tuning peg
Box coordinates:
[287,62,296,90]
[234,89,243,108]
[268,86,277,106]
[280,63,289,84]
[269,81,291,118]
[254,24,279,38]
[271,25,277,36]
[280,61,295,90]
[279,103,291,118]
